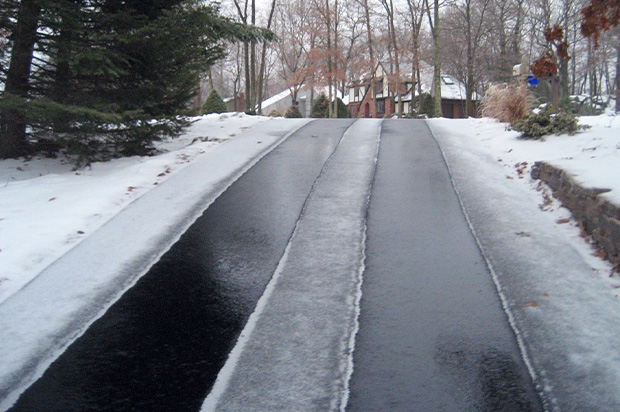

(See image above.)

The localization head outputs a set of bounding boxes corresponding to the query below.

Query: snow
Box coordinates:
[0,108,619,410]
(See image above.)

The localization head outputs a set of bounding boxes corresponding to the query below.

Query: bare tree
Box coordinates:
[379,0,404,116]
[426,0,443,117]
[405,0,427,114]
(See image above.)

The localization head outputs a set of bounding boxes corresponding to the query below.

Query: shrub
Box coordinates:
[284,105,302,118]
[419,93,435,117]
[268,110,282,117]
[202,90,227,114]
[481,83,534,123]
[335,98,350,118]
[511,107,586,139]
[310,93,329,118]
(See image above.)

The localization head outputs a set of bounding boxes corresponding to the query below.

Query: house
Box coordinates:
[348,62,414,118]
[431,74,480,118]
[347,61,480,118]
[223,93,245,112]
[260,87,347,118]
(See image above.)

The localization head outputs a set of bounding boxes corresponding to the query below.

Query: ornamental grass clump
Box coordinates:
[480,83,534,123]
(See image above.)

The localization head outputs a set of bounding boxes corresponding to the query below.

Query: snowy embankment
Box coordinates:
[428,113,620,411]
[0,113,310,408]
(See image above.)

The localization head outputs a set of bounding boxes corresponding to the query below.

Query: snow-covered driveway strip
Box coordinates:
[427,120,620,412]
[0,118,310,410]
[201,119,382,412]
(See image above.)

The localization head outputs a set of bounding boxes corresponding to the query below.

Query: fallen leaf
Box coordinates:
[48,197,56,202]
[542,293,549,297]
[77,230,85,235]
[157,173,166,177]
[525,301,538,308]
[556,218,570,224]
[127,186,137,192]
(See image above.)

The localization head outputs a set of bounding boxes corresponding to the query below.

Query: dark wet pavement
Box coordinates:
[346,120,543,411]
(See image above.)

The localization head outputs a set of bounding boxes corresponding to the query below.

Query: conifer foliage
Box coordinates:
[202,90,227,114]
[284,105,302,118]
[0,0,271,161]
[310,94,329,118]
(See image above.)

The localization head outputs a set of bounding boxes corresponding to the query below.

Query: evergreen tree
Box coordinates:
[0,0,272,160]
[310,93,329,118]
[284,105,302,118]
[335,98,350,118]
[202,90,227,114]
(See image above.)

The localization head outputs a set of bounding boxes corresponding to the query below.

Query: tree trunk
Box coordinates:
[432,0,442,117]
[389,0,402,117]
[1,0,42,158]
[257,0,277,115]
[616,44,620,113]
[249,0,257,112]
[325,0,333,117]
[465,0,473,117]
[362,0,375,117]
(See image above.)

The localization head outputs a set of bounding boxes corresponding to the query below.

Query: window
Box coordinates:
[376,99,385,114]
[354,87,360,101]
[442,76,454,85]
[374,79,384,97]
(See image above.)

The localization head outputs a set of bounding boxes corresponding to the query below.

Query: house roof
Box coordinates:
[260,86,349,110]
[350,60,480,101]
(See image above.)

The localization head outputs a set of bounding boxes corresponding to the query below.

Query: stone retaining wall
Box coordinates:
[531,161,620,268]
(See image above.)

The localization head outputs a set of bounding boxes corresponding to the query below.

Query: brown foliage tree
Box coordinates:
[581,0,620,111]
[581,0,620,47]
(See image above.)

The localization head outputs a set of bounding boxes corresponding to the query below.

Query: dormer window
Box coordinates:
[442,76,454,85]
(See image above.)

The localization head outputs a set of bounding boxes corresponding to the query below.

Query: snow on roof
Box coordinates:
[260,86,347,109]
[349,60,480,101]
[416,61,480,101]
[260,89,293,108]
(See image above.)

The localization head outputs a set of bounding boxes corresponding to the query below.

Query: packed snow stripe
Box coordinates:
[0,112,270,305]
[427,118,620,412]
[201,119,382,412]
[0,117,311,411]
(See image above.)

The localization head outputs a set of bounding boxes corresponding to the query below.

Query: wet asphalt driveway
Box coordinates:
[5,119,542,412]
